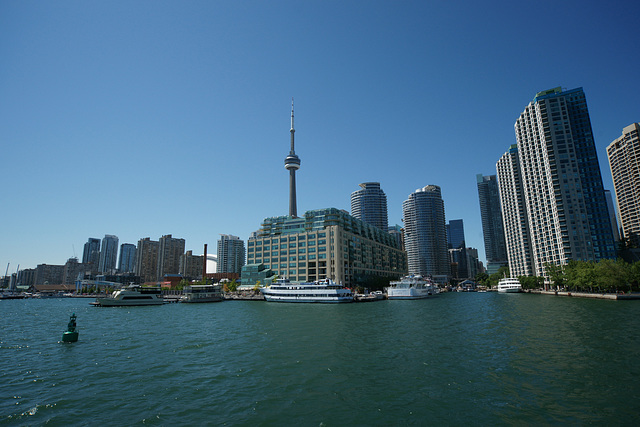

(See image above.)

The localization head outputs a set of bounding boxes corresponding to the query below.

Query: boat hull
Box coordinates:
[498,288,522,293]
[262,294,353,303]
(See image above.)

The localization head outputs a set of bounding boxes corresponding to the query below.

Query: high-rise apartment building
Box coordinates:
[350,182,389,231]
[118,243,137,273]
[607,122,640,247]
[447,219,468,279]
[82,238,101,271]
[496,145,534,277]
[98,234,119,274]
[157,235,185,280]
[179,250,204,281]
[504,87,616,277]
[134,237,159,283]
[476,174,508,274]
[246,208,406,286]
[217,235,245,274]
[402,185,450,282]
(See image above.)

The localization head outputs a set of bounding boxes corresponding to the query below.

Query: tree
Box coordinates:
[475,272,489,287]
[227,279,238,292]
[544,263,565,290]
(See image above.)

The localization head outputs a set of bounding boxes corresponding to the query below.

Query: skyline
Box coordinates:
[2,1,639,271]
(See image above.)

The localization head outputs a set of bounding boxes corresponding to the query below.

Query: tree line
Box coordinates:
[475,259,640,293]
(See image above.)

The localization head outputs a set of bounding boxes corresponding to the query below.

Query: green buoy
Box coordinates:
[62,313,79,343]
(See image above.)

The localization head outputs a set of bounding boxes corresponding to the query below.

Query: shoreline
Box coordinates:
[527,290,640,300]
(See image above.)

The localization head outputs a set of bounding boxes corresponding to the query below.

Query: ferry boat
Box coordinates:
[497,277,522,293]
[181,284,223,303]
[386,275,438,299]
[92,285,164,306]
[260,278,354,303]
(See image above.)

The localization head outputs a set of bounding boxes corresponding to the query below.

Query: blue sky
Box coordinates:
[1,0,639,271]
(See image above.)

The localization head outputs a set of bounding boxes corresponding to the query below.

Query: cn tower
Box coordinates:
[284,98,301,217]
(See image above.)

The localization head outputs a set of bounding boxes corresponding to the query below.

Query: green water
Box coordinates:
[1,293,639,426]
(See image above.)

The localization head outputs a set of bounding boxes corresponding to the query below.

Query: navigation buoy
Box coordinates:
[62,313,79,343]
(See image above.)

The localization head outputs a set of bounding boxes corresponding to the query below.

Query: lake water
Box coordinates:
[1,293,639,426]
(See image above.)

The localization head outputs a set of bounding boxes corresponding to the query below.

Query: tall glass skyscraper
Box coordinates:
[350,182,388,231]
[118,243,137,273]
[82,238,101,270]
[476,174,508,274]
[98,234,119,274]
[502,87,616,278]
[402,185,450,282]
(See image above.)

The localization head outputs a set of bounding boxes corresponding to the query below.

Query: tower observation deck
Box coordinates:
[285,98,301,217]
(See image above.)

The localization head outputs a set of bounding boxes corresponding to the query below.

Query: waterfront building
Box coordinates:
[241,263,276,287]
[63,257,91,286]
[82,238,101,272]
[98,234,119,274]
[402,186,450,281]
[34,264,65,286]
[134,237,159,283]
[246,208,406,287]
[179,250,204,281]
[607,123,640,247]
[157,235,185,281]
[217,234,245,274]
[118,243,136,273]
[476,174,508,274]
[506,87,616,278]
[497,145,534,277]
[350,182,389,230]
[285,99,301,218]
[16,268,35,287]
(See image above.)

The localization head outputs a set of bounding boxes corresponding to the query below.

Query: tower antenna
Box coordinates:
[284,97,301,217]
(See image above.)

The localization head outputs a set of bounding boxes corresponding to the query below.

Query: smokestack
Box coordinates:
[203,244,208,282]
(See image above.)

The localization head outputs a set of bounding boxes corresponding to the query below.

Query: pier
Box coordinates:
[528,290,640,300]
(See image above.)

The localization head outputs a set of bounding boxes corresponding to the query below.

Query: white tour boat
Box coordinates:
[497,277,522,293]
[260,278,353,303]
[386,275,438,299]
[181,284,223,303]
[92,285,164,306]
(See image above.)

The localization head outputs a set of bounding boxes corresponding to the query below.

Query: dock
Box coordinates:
[528,290,640,300]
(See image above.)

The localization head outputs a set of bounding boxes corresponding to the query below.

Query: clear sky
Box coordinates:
[1,0,639,272]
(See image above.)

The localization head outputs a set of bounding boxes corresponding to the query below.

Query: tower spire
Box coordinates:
[290,97,295,152]
[284,97,301,217]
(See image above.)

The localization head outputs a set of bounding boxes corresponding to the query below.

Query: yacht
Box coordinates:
[181,284,223,303]
[386,275,438,299]
[260,278,353,303]
[497,277,522,293]
[92,285,164,306]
